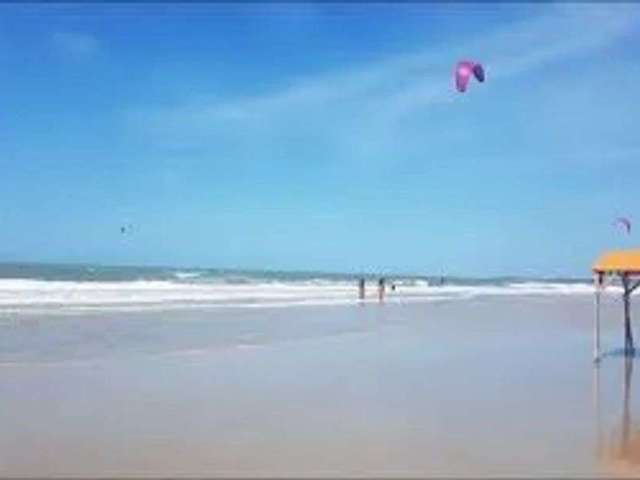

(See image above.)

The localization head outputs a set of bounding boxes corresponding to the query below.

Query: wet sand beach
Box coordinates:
[1,294,638,477]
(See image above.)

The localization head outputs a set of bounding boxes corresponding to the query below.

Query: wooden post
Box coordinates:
[594,273,602,362]
[622,274,635,355]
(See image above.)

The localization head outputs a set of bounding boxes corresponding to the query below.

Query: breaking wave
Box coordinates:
[0,277,600,314]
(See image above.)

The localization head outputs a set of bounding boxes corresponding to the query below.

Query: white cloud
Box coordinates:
[126,4,640,156]
[52,31,99,58]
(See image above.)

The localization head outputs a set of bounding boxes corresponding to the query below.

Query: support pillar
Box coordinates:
[622,274,635,355]
[594,273,602,362]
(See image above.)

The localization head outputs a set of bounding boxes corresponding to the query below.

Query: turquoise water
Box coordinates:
[0,262,597,313]
[0,261,590,285]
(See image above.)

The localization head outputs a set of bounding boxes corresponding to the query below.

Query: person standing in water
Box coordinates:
[378,277,386,303]
[358,278,366,300]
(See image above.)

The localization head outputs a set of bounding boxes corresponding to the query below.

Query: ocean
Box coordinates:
[0,263,634,477]
[0,262,599,314]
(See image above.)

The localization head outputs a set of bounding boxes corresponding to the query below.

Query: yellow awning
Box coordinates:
[593,249,640,275]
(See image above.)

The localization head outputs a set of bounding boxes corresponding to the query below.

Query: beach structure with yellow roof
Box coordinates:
[593,250,640,361]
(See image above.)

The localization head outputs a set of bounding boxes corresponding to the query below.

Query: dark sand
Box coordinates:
[0,295,638,477]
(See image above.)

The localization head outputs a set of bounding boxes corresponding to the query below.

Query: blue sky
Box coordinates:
[1,3,639,277]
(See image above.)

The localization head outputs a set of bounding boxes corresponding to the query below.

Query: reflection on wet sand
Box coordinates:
[0,297,630,477]
[598,356,640,476]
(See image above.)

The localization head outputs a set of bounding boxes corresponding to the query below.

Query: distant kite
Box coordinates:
[615,217,632,235]
[120,223,134,235]
[455,60,485,93]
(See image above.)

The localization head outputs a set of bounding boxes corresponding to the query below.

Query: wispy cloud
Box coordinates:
[126,4,640,159]
[52,31,99,58]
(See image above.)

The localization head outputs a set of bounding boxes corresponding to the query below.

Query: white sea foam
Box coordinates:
[0,277,608,314]
[173,271,203,280]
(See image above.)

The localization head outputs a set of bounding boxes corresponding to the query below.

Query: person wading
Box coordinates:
[378,277,386,303]
[358,278,366,301]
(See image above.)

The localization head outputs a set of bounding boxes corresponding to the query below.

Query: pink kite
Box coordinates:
[455,60,485,93]
[615,217,632,235]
